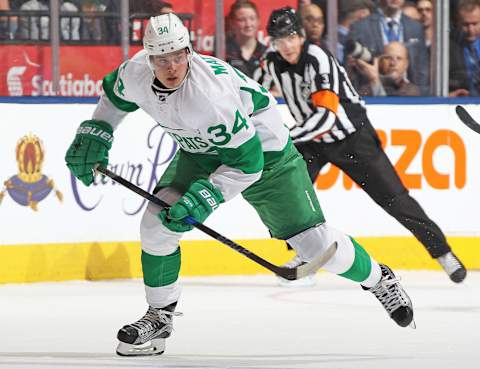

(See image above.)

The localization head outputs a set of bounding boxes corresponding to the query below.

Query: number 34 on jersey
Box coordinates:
[166,109,250,152]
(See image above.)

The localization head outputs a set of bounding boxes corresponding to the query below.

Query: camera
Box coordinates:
[345,40,374,64]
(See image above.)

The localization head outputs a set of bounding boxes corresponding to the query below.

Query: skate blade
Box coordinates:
[116,338,165,356]
[409,319,417,329]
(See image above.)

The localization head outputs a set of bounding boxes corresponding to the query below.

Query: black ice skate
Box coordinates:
[363,264,415,328]
[116,302,181,356]
[437,251,467,283]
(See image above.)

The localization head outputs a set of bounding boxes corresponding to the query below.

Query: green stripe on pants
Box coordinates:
[339,237,372,282]
[142,248,181,287]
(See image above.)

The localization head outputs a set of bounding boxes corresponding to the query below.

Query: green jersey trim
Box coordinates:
[181,136,291,174]
[263,138,292,168]
[102,68,139,113]
[216,133,264,174]
[240,86,271,113]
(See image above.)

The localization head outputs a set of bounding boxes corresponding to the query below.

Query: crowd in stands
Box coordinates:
[1,0,102,41]
[0,0,479,97]
[450,0,480,97]
[225,0,266,81]
[0,0,174,42]
[222,0,479,97]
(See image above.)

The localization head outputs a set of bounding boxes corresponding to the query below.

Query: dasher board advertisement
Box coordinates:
[1,103,479,246]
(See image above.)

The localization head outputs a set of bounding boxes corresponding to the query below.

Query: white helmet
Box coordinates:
[143,13,192,57]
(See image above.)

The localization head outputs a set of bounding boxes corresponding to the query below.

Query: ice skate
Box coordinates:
[437,251,467,283]
[363,264,415,328]
[277,254,317,287]
[116,302,181,356]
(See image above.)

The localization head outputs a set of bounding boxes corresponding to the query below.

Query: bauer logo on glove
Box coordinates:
[76,125,114,143]
[159,179,224,233]
[65,119,114,187]
[198,188,219,210]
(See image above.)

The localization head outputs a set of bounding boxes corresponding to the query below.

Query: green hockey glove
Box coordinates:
[159,179,224,233]
[65,120,114,186]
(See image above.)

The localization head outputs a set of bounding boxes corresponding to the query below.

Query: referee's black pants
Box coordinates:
[294,121,451,259]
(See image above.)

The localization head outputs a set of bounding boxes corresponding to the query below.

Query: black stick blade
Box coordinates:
[455,105,480,134]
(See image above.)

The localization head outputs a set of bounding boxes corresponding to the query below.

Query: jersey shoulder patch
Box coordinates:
[102,60,140,112]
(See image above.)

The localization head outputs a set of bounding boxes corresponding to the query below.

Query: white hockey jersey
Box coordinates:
[92,50,290,200]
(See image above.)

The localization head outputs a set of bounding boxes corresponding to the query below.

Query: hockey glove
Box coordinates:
[159,179,224,233]
[65,120,113,186]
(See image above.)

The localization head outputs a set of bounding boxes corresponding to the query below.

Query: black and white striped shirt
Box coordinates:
[260,42,369,144]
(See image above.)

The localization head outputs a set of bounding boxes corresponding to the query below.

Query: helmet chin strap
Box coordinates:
[148,52,193,93]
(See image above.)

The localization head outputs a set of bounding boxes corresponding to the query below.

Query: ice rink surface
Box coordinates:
[1,271,479,369]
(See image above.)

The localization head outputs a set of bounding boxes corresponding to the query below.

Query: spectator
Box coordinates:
[80,0,106,42]
[225,0,266,79]
[128,1,173,44]
[102,0,119,44]
[417,0,433,47]
[300,3,326,47]
[348,0,430,94]
[61,0,80,40]
[16,0,79,41]
[338,0,374,62]
[104,0,171,44]
[403,1,421,21]
[156,1,172,14]
[450,0,480,96]
[298,0,312,6]
[0,0,16,39]
[298,0,327,14]
[354,41,420,96]
[130,0,172,14]
[16,0,49,40]
[380,42,420,95]
[8,0,21,9]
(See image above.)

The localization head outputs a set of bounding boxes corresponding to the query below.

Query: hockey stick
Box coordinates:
[455,105,480,134]
[95,166,337,280]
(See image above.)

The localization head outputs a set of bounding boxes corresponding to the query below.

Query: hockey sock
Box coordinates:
[285,224,382,287]
[142,248,181,287]
[340,237,381,288]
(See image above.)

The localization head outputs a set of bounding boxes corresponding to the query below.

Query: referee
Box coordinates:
[261,7,466,283]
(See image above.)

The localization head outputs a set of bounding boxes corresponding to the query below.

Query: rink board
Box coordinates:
[1,237,479,283]
[1,102,479,283]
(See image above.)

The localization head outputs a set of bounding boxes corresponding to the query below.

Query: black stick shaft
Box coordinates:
[96,166,286,276]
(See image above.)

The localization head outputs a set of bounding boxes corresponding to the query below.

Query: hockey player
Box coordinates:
[65,13,414,357]
[261,7,467,284]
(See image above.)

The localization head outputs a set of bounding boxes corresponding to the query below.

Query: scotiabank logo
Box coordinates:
[5,50,103,96]
[316,129,466,190]
[7,66,27,96]
[6,52,40,96]
[31,73,103,96]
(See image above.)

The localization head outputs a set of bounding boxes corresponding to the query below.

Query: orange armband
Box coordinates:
[311,90,339,114]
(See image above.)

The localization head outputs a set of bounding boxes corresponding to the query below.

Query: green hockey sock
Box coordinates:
[142,248,181,287]
[339,237,372,282]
